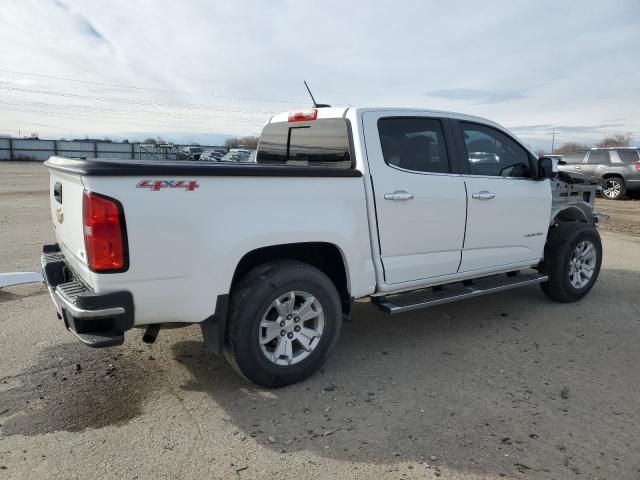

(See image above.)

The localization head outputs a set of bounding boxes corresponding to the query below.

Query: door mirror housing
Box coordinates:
[538,157,558,179]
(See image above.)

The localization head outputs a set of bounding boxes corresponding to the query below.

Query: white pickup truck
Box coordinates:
[42,107,603,387]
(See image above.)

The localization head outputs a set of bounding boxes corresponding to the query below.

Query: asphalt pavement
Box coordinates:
[1,162,639,479]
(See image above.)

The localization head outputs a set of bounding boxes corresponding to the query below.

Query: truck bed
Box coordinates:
[44,155,374,330]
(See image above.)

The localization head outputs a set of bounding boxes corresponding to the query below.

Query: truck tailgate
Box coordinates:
[47,169,92,284]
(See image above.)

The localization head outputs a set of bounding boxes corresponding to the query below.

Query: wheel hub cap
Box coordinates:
[258,291,324,366]
[568,240,597,289]
[603,180,621,198]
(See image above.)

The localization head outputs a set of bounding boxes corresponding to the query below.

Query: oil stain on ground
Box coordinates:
[0,342,162,436]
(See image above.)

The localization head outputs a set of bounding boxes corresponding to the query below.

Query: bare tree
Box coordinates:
[225,136,259,149]
[596,133,633,148]
[554,142,590,155]
[142,137,167,145]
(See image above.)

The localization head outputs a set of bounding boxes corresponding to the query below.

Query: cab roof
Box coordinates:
[268,106,505,132]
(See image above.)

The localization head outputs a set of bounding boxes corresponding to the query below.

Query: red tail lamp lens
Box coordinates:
[83,191,128,272]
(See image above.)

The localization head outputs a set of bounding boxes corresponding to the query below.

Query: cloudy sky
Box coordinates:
[0,0,638,150]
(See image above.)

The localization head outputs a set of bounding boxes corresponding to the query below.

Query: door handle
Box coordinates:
[384,190,415,201]
[471,191,496,200]
[575,166,582,169]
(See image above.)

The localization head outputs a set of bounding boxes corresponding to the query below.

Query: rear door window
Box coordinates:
[257,119,351,168]
[377,118,450,173]
[586,150,610,164]
[617,150,640,163]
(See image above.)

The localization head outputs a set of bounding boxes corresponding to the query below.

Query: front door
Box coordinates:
[455,121,551,272]
[363,112,467,284]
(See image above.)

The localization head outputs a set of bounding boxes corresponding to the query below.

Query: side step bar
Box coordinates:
[373,272,548,315]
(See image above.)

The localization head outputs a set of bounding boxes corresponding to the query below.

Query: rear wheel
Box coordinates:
[224,261,342,387]
[540,223,602,302]
[602,177,625,200]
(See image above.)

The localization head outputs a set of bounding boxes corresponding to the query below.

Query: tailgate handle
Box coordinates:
[53,182,62,204]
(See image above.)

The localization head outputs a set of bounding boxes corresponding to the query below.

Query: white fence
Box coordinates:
[0,138,225,161]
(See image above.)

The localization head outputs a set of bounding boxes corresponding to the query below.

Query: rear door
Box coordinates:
[363,112,467,284]
[453,121,551,272]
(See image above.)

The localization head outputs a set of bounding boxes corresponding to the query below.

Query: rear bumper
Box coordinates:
[41,244,134,347]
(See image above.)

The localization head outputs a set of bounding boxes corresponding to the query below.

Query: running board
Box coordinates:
[373,272,548,315]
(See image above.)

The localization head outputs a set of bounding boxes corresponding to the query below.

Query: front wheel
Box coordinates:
[540,223,602,303]
[224,261,342,387]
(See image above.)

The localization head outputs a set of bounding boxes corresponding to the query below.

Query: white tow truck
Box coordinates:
[42,106,603,387]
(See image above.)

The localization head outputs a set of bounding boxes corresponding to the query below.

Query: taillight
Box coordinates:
[636,162,640,170]
[82,191,128,272]
[288,108,318,122]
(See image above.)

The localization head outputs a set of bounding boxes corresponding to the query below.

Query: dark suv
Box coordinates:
[559,147,640,199]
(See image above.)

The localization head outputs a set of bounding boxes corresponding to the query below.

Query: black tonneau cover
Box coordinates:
[44,156,362,177]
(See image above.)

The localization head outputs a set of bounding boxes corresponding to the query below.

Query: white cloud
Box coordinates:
[0,0,638,149]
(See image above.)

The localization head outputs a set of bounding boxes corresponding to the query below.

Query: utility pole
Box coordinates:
[550,129,558,154]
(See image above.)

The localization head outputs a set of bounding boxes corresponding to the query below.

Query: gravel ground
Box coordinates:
[1,162,639,480]
[595,197,640,236]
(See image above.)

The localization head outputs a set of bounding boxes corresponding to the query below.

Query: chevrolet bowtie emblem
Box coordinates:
[55,207,64,224]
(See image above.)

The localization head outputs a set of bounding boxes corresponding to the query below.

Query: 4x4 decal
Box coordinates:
[136,180,199,191]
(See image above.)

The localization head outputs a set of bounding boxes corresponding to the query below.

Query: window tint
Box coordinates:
[377,118,450,173]
[562,152,587,164]
[586,150,609,164]
[617,150,640,163]
[257,119,351,168]
[460,122,531,178]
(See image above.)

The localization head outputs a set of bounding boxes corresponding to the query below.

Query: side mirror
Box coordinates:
[538,157,558,180]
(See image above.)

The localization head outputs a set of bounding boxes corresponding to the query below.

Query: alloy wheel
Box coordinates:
[568,240,597,289]
[258,291,325,366]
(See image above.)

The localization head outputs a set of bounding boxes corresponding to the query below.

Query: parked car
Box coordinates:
[181,146,204,161]
[42,107,603,387]
[200,148,226,162]
[221,148,256,162]
[558,147,640,199]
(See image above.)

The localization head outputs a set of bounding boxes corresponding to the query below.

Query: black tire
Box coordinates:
[601,176,626,200]
[224,261,342,388]
[540,222,602,303]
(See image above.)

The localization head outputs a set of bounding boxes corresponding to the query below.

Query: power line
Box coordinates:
[0,67,303,105]
[0,99,269,123]
[0,105,266,130]
[0,84,276,115]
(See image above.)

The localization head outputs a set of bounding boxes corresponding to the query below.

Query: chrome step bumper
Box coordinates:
[41,244,133,348]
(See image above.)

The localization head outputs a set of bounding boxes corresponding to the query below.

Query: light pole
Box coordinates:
[550,129,557,154]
